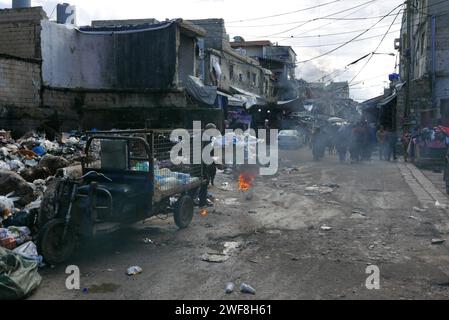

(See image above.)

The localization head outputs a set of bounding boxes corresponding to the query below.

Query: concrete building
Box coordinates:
[0,6,224,135]
[230,38,297,100]
[188,19,275,104]
[295,80,359,120]
[397,0,449,128]
[326,82,350,100]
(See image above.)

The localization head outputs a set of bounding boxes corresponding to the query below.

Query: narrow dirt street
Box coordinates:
[31,148,449,300]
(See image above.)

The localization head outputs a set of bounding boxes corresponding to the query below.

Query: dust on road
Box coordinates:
[31,148,449,300]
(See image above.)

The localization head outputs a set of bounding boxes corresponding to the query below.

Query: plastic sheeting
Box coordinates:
[0,246,42,300]
[185,76,218,106]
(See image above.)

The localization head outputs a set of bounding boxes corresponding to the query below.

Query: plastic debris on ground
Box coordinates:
[201,253,230,263]
[225,282,235,294]
[13,241,43,265]
[240,283,256,295]
[305,184,338,195]
[202,241,242,263]
[0,226,32,250]
[0,246,42,300]
[431,239,446,245]
[126,266,143,276]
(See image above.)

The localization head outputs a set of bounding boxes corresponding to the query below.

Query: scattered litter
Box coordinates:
[32,146,47,157]
[409,216,419,221]
[143,238,154,245]
[126,266,143,276]
[13,241,43,265]
[321,183,340,189]
[352,209,366,216]
[291,257,300,261]
[223,242,241,255]
[202,241,241,263]
[320,225,333,232]
[305,185,335,195]
[218,182,233,191]
[225,282,235,294]
[431,239,446,245]
[0,192,20,217]
[222,198,239,206]
[0,245,42,300]
[413,207,426,213]
[435,201,448,209]
[0,226,32,250]
[240,283,256,295]
[201,253,230,263]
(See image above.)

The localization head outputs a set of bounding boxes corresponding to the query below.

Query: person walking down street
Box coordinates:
[376,126,387,160]
[360,122,372,161]
[386,130,398,161]
[364,123,377,161]
[311,127,326,161]
[335,125,351,162]
[350,122,367,162]
[401,132,411,162]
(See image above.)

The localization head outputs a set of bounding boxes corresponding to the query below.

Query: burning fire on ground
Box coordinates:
[238,173,256,192]
[200,209,209,217]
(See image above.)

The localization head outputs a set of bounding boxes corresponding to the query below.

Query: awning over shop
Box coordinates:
[378,92,397,108]
[217,91,246,107]
[230,86,267,109]
[277,98,300,105]
[185,76,217,106]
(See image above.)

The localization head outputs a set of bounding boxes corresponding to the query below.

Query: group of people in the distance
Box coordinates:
[311,121,402,163]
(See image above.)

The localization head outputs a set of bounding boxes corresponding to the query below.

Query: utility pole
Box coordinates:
[404,0,412,127]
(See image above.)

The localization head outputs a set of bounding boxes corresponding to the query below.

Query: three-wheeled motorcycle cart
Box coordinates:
[37,130,208,264]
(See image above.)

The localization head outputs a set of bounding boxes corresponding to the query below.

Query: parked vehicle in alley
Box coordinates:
[278,130,303,149]
[37,130,208,264]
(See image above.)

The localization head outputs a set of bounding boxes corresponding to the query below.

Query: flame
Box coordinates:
[238,173,256,192]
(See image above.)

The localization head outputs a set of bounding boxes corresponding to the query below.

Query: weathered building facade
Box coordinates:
[189,19,275,105]
[397,0,449,128]
[230,39,297,101]
[0,7,224,135]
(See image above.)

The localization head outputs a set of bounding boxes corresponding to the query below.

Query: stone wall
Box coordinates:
[0,56,41,108]
[0,7,46,60]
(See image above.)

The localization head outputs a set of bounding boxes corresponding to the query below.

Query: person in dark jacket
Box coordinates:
[335,125,351,162]
[386,130,398,161]
[311,127,326,161]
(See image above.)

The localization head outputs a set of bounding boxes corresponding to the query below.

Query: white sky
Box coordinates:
[0,0,405,101]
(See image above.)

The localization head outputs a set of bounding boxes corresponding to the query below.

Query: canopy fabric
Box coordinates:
[230,86,267,108]
[277,98,299,105]
[217,91,245,107]
[185,76,217,106]
[378,92,397,108]
[436,126,449,136]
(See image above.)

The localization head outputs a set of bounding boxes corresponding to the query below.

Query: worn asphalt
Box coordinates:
[31,147,449,300]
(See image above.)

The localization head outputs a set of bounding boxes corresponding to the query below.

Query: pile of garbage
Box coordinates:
[0,129,87,299]
[0,130,85,176]
[0,129,85,243]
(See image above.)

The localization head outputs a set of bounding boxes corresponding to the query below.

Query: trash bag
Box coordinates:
[0,246,42,300]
